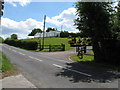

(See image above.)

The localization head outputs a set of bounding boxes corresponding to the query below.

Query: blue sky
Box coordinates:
[4,2,75,21]
[1,0,118,39]
[1,1,78,39]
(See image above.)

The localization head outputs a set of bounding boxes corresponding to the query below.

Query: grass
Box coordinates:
[0,52,17,78]
[70,51,94,62]
[0,37,4,43]
[21,38,74,52]
[70,51,120,71]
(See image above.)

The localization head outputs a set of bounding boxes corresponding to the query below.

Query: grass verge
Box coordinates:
[69,51,120,71]
[70,51,94,62]
[0,52,18,78]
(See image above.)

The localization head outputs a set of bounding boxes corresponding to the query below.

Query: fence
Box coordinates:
[39,44,65,52]
[76,45,93,59]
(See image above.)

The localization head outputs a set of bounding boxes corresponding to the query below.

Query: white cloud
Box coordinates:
[1,8,79,39]
[46,8,78,32]
[1,17,43,39]
[5,0,31,7]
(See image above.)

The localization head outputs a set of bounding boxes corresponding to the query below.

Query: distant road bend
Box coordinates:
[1,44,119,88]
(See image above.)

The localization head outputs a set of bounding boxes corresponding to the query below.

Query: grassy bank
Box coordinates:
[69,51,120,70]
[0,52,17,78]
[0,37,4,43]
[21,38,74,51]
[70,51,94,62]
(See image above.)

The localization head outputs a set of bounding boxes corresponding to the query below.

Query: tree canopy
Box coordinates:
[46,27,56,32]
[28,28,42,36]
[74,2,120,64]
[11,34,18,39]
[111,1,120,40]
[75,2,113,40]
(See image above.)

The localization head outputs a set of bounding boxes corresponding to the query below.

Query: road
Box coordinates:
[0,44,119,88]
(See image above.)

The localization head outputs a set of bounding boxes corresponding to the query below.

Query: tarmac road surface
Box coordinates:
[0,44,119,88]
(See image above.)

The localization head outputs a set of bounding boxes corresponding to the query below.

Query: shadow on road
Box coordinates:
[56,61,120,83]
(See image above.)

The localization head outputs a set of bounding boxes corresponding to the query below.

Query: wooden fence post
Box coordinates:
[49,45,51,52]
[38,42,42,51]
[61,44,65,51]
[39,44,41,50]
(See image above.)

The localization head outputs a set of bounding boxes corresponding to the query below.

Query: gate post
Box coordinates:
[61,44,65,51]
[49,45,51,52]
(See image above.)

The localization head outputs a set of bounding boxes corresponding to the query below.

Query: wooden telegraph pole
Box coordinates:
[61,25,63,32]
[42,15,46,49]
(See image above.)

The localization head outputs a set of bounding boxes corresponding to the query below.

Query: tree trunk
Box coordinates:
[92,39,105,62]
[93,39,120,65]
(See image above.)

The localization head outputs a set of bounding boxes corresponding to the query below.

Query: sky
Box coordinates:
[1,0,79,39]
[1,0,118,39]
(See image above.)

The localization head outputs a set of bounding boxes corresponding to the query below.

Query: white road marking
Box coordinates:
[28,56,42,62]
[28,56,34,59]
[18,52,25,56]
[34,58,42,62]
[53,64,63,68]
[53,64,91,77]
[59,60,71,63]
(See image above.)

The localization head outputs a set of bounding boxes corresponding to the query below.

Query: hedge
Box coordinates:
[4,39,38,50]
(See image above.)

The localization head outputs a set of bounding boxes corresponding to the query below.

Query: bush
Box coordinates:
[21,41,38,50]
[4,39,38,50]
[0,37,4,43]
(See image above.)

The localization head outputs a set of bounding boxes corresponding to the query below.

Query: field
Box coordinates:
[21,38,74,51]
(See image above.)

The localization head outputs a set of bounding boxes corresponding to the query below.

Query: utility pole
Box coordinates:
[42,15,46,49]
[61,25,63,32]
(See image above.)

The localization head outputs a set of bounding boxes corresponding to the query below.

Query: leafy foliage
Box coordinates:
[60,31,69,37]
[46,27,56,32]
[11,34,18,39]
[74,2,120,65]
[75,2,113,39]
[4,38,38,50]
[111,1,120,40]
[28,28,42,36]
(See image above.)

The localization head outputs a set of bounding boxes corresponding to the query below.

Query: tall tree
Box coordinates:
[28,28,42,36]
[75,2,114,62]
[60,31,69,37]
[111,1,120,39]
[11,34,18,39]
[46,27,56,32]
[116,1,120,39]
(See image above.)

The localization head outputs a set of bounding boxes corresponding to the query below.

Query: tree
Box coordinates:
[46,27,56,32]
[60,31,69,37]
[75,2,114,63]
[111,1,120,40]
[28,28,42,36]
[0,37,4,43]
[11,34,18,39]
